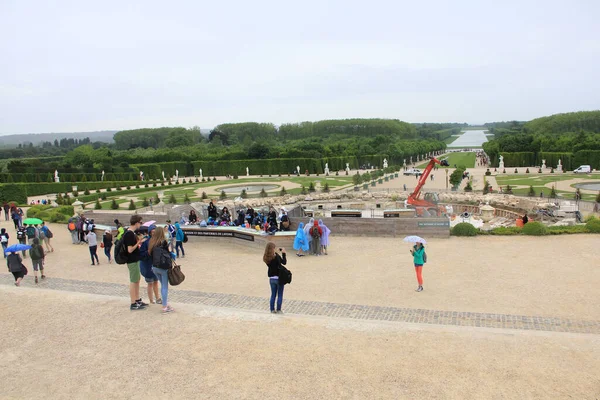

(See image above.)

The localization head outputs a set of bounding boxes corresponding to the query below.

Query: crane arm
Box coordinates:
[408,157,449,203]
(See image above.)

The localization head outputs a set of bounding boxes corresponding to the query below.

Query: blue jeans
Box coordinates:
[152,267,169,306]
[269,278,284,311]
[175,241,185,257]
[89,245,99,264]
[2,243,7,258]
[104,245,112,261]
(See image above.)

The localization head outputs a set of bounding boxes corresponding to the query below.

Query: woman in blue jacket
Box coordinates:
[174,222,185,258]
[410,242,425,292]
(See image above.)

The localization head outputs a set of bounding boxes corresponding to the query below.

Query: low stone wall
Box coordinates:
[290,217,450,238]
[78,210,167,226]
[181,226,296,249]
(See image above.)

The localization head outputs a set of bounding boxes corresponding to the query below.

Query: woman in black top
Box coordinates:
[7,252,26,286]
[220,207,231,224]
[103,230,113,264]
[188,210,198,224]
[263,242,286,313]
[208,201,217,219]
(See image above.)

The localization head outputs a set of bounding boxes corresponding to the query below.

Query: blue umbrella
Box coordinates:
[4,243,31,254]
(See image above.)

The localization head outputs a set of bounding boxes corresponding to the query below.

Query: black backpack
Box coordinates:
[113,230,129,265]
[26,226,36,239]
[183,232,188,243]
[16,229,26,240]
[311,226,320,239]
[279,265,292,285]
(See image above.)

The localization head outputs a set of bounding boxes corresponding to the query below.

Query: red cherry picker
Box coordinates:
[407,157,450,216]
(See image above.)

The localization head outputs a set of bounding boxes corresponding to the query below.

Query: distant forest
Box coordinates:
[0,119,461,175]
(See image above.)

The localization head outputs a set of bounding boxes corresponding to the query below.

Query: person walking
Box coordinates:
[68,217,79,244]
[139,225,161,304]
[86,229,100,265]
[16,225,27,258]
[29,238,46,284]
[166,220,176,252]
[149,226,174,314]
[263,242,287,314]
[6,252,27,286]
[39,222,54,253]
[1,228,9,258]
[2,202,9,221]
[102,230,113,263]
[410,242,426,292]
[174,222,185,258]
[293,222,309,257]
[124,215,148,310]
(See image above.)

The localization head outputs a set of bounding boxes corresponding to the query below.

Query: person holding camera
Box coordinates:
[263,243,286,314]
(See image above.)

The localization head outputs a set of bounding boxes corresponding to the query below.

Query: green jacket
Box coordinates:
[412,245,425,265]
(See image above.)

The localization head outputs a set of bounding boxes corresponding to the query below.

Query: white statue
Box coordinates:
[162,171,165,180]
[383,158,388,169]
[296,165,300,175]
[139,171,144,181]
[246,167,249,176]
[101,170,105,181]
[54,170,60,183]
[410,156,413,164]
[557,159,563,172]
[416,155,420,162]
[498,154,505,169]
[345,163,350,172]
[403,159,407,167]
[541,159,546,169]
[199,168,203,179]
[324,163,329,175]
[175,169,179,180]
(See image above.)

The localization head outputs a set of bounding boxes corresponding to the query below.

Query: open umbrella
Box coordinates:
[143,220,156,227]
[23,218,43,225]
[4,243,32,254]
[403,235,427,245]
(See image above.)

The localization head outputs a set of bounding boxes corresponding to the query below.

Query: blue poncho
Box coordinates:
[293,222,310,251]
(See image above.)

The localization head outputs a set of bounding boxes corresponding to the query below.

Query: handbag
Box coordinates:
[100,242,105,248]
[167,262,185,286]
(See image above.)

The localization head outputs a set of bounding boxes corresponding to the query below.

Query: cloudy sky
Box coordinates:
[1,0,599,134]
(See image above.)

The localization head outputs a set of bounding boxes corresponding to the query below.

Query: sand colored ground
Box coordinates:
[1,289,599,399]
[1,218,599,398]
[4,218,597,320]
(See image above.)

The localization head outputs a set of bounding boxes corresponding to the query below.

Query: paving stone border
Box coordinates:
[2,274,598,334]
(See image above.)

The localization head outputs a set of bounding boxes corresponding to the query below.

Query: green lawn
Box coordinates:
[82,176,355,208]
[417,152,476,169]
[495,173,600,201]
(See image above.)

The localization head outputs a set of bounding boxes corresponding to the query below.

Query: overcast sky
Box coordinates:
[1,0,599,135]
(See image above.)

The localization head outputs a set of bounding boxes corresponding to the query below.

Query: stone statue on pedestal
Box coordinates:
[324,163,329,175]
[498,155,505,169]
[383,158,388,169]
[541,159,546,169]
[246,167,249,176]
[557,159,563,173]
[54,170,60,183]
[199,168,203,179]
[345,163,350,173]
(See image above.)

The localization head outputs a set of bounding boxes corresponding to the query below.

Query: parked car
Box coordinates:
[573,165,591,174]
[403,168,423,176]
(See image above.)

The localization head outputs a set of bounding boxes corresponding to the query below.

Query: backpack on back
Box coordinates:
[45,228,53,239]
[311,226,320,239]
[17,229,26,240]
[113,230,129,265]
[26,226,36,239]
[68,222,76,231]
[183,232,188,243]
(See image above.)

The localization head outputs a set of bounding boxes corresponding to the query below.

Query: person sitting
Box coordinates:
[267,207,278,229]
[279,209,290,231]
[188,210,198,224]
[236,210,246,226]
[522,214,529,224]
[220,207,231,224]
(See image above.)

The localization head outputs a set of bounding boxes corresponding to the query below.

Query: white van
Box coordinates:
[573,165,591,174]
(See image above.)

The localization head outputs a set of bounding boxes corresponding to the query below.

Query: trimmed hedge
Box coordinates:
[0,183,27,204]
[0,172,139,183]
[521,221,548,236]
[2,181,141,197]
[585,217,600,233]
[495,150,600,170]
[451,222,478,236]
[26,205,74,223]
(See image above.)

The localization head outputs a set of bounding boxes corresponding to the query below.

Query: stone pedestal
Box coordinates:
[72,200,84,215]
